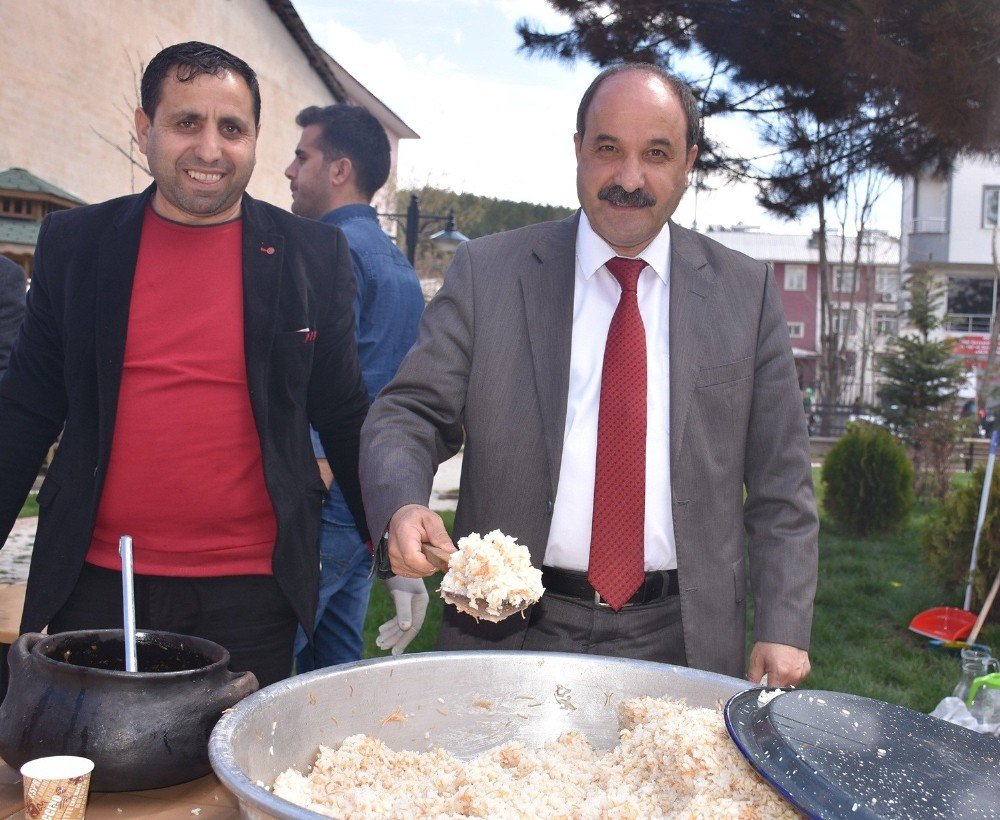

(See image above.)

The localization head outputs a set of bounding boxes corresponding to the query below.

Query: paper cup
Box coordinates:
[21,756,94,819]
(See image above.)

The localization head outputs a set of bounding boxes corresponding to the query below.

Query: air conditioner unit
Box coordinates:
[882,291,897,303]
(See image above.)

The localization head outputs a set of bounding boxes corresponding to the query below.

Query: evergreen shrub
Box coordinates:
[821,422,914,536]
[921,465,1000,617]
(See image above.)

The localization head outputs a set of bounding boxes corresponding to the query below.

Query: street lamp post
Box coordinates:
[384,194,469,265]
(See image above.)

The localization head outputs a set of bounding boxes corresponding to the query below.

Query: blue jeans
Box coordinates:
[294,522,373,672]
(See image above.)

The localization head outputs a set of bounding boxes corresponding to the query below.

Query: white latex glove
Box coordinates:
[376,576,429,655]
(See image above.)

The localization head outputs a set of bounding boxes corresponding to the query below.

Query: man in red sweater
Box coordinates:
[0,42,369,688]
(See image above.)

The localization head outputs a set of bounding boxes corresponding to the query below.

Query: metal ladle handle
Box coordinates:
[119,535,138,672]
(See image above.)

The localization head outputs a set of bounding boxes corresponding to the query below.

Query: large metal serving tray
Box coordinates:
[210,650,750,819]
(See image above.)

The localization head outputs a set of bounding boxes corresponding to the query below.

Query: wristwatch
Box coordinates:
[370,528,393,579]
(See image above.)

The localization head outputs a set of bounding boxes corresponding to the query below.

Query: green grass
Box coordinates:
[805,467,999,711]
[361,509,452,657]
[805,504,998,711]
[18,493,38,518]
[363,486,1000,713]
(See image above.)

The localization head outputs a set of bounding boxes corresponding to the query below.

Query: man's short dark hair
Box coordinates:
[295,105,391,200]
[576,63,701,151]
[141,41,261,126]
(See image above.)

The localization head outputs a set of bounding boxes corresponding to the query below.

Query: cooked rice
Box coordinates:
[439,529,544,619]
[272,696,796,818]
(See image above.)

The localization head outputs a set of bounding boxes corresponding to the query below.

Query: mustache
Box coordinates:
[598,185,656,207]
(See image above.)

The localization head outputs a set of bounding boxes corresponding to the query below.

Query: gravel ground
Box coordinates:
[0,519,33,584]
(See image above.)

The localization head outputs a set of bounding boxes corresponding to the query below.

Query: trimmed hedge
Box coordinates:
[821,422,914,536]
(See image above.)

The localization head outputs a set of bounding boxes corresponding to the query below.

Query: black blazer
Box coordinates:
[0,186,370,635]
[0,255,25,377]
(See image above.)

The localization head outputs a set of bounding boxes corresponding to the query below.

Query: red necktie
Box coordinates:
[589,256,647,611]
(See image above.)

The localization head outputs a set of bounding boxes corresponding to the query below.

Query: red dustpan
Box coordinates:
[908,606,976,641]
[910,431,996,643]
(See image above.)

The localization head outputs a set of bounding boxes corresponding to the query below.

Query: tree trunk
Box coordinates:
[816,199,841,433]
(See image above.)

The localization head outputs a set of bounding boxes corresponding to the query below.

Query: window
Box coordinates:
[832,310,855,335]
[784,265,806,291]
[787,322,804,338]
[875,314,897,336]
[984,186,999,228]
[833,267,857,293]
[875,268,899,294]
[948,275,995,315]
[946,274,996,332]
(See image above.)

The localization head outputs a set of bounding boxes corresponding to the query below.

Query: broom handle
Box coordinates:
[965,431,998,611]
[967,569,1000,646]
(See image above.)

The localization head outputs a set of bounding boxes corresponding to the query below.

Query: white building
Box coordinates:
[900,155,1000,378]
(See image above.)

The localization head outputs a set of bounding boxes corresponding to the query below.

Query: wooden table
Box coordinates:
[0,584,28,700]
[0,586,243,816]
[0,585,26,646]
[0,760,241,818]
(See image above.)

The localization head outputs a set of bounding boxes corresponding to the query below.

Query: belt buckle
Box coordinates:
[594,591,633,608]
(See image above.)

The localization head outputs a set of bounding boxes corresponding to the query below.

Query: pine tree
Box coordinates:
[879,269,964,430]
[878,269,967,497]
[518,1,1000,167]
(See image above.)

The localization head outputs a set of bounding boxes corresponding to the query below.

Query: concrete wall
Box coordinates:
[903,157,1000,268]
[948,155,1000,266]
[0,0,359,210]
[915,175,949,226]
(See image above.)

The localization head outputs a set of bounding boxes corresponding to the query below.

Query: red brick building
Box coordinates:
[706,227,900,405]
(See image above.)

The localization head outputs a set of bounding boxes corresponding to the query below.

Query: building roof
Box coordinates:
[0,168,84,204]
[320,51,419,140]
[705,228,900,266]
[267,0,417,139]
[0,218,42,246]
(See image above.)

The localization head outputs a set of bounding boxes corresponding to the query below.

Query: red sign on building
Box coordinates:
[950,335,993,358]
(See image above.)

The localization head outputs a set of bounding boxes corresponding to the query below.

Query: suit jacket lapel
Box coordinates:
[669,221,712,461]
[95,188,152,459]
[240,195,284,417]
[520,214,577,499]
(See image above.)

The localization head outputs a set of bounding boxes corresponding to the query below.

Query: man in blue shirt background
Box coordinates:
[286,104,426,670]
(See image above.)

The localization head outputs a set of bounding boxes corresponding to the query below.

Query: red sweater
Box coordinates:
[87,207,276,576]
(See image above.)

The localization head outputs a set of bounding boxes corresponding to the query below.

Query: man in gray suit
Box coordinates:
[360,64,818,687]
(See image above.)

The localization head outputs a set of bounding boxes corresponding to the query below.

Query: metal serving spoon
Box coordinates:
[421,544,533,623]
[119,534,138,672]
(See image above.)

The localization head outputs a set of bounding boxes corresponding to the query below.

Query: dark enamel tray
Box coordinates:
[725,688,1000,819]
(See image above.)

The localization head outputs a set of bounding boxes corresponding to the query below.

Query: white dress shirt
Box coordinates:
[543,211,676,572]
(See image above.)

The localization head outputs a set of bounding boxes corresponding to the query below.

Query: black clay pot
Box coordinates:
[0,629,258,791]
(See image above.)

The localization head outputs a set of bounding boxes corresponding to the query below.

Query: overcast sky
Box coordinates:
[294,0,902,236]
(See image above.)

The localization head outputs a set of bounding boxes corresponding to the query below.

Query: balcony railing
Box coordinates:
[910,216,947,233]
[944,313,993,333]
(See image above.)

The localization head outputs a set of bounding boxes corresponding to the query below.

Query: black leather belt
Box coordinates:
[541,566,679,607]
